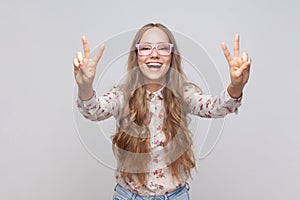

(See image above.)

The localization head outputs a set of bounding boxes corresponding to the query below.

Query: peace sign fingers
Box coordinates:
[222,34,241,63]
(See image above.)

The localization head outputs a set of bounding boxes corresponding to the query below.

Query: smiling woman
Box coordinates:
[73,23,251,199]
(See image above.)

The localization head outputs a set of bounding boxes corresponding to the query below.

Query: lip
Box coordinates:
[145,61,163,64]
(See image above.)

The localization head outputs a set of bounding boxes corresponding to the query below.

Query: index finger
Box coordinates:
[222,42,232,63]
[82,36,90,58]
[234,34,240,58]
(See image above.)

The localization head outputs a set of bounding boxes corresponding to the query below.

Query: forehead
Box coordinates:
[140,27,169,43]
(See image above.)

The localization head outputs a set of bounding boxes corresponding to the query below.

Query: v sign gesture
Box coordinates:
[222,34,252,99]
[73,36,105,100]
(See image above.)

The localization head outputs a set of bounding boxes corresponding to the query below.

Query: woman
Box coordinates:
[73,23,251,199]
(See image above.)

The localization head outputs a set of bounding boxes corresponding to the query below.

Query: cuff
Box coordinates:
[77,91,97,108]
[224,89,243,103]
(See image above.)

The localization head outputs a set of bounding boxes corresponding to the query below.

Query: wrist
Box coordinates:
[78,87,94,101]
[227,84,243,99]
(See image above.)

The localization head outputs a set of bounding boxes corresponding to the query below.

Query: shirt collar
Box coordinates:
[146,86,165,100]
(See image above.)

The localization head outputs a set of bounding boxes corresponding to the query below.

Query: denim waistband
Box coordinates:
[113,182,190,200]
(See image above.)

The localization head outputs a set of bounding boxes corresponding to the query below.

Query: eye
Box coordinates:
[141,46,151,50]
[158,44,170,51]
[159,47,169,50]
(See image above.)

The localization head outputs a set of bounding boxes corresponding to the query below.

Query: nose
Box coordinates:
[150,47,159,57]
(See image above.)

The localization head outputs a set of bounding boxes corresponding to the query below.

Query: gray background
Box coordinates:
[1,0,299,199]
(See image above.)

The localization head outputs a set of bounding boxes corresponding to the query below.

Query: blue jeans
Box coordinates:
[113,183,190,200]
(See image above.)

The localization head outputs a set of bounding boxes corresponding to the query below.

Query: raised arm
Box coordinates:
[73,36,122,121]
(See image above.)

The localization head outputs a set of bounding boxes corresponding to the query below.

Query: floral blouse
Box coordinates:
[77,83,242,196]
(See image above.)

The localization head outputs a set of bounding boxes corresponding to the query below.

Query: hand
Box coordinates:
[222,34,252,98]
[73,36,105,99]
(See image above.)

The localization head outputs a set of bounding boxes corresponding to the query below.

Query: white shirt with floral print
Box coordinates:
[77,83,242,196]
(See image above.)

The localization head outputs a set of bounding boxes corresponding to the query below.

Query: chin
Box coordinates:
[140,64,170,83]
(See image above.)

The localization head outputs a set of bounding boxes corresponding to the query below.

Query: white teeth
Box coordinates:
[146,63,162,68]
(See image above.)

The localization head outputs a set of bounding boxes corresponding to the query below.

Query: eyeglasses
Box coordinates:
[135,43,174,56]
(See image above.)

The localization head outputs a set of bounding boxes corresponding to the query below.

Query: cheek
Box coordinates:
[137,56,145,66]
[164,56,172,66]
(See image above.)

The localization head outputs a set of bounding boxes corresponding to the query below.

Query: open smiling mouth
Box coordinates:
[146,62,163,69]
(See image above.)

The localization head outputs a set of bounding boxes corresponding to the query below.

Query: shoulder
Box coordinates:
[183,82,203,94]
[108,85,124,94]
[99,85,124,101]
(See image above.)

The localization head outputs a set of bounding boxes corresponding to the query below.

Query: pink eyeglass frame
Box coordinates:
[135,43,174,56]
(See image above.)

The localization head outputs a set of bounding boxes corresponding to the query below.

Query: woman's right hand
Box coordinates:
[73,36,105,100]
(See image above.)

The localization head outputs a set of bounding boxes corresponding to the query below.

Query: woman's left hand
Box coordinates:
[222,34,252,98]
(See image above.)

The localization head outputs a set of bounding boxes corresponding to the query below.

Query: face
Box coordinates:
[137,27,172,85]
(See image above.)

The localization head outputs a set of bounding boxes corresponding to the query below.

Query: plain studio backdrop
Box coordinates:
[1,0,299,199]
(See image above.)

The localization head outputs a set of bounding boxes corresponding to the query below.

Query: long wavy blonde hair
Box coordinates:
[112,23,195,185]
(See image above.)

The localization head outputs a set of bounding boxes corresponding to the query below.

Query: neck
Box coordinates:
[145,83,164,92]
[143,76,167,92]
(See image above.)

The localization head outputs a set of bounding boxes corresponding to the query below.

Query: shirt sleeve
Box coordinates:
[184,83,242,118]
[76,85,123,121]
